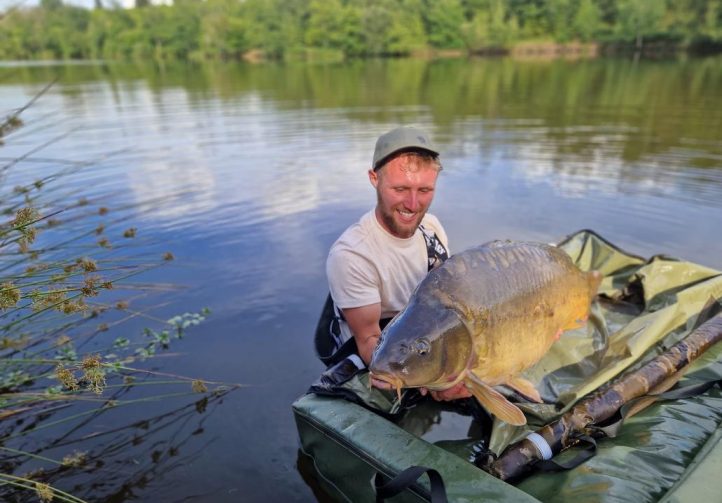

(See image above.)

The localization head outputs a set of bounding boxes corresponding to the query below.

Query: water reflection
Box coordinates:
[0,384,235,502]
[4,59,722,227]
[127,149,217,221]
[1,55,721,501]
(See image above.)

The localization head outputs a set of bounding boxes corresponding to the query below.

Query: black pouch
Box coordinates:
[308,356,423,419]
[314,294,357,367]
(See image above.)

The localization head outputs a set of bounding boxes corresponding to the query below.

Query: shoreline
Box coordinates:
[1,41,719,65]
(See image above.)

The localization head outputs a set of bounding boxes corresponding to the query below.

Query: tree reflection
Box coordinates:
[1,384,236,502]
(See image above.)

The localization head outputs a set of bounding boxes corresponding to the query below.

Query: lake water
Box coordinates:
[1,56,721,502]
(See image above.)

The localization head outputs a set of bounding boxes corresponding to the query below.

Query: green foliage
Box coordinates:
[242,0,306,58]
[306,0,362,54]
[384,0,428,54]
[573,0,602,42]
[462,0,519,50]
[423,0,466,49]
[0,0,720,60]
[616,0,666,47]
[199,1,249,59]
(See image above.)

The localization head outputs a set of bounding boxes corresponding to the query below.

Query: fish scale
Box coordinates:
[370,241,601,426]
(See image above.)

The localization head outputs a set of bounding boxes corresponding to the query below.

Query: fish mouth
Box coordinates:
[369,371,405,401]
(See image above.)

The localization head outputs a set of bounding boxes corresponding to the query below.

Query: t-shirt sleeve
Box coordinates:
[326,249,381,309]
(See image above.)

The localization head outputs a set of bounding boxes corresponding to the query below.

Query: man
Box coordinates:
[325,126,470,401]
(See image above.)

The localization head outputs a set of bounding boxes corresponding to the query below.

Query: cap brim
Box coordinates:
[373,146,439,170]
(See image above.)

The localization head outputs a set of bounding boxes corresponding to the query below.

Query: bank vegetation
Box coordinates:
[0,0,721,62]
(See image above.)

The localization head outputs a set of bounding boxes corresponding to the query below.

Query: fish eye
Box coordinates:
[413,338,430,355]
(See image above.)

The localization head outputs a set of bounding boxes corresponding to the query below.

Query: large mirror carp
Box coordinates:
[369,240,601,426]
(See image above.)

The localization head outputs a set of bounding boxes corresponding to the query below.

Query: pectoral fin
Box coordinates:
[587,270,603,294]
[466,373,527,426]
[505,376,542,403]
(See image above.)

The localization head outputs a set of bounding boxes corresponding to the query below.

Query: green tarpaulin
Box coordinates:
[293,230,722,502]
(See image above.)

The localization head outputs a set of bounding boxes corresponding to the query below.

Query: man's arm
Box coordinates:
[340,303,382,365]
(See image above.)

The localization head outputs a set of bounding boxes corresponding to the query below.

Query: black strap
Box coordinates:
[419,224,449,271]
[374,465,448,503]
[534,434,597,472]
[314,294,349,367]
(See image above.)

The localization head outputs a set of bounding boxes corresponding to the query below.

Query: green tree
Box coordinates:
[664,0,722,45]
[385,0,427,54]
[359,0,394,55]
[617,0,665,49]
[507,0,547,38]
[199,1,248,59]
[572,0,601,42]
[87,6,135,58]
[243,0,304,58]
[701,0,722,42]
[462,0,517,51]
[1,0,721,61]
[306,0,347,50]
[41,0,63,10]
[423,0,465,49]
[546,0,572,42]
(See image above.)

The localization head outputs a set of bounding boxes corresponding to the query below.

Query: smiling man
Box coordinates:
[323,126,470,401]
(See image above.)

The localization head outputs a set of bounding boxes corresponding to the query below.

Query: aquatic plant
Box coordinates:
[0,85,237,501]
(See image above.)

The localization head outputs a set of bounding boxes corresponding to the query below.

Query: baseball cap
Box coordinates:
[372,126,439,170]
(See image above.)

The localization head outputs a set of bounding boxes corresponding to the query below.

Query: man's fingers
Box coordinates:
[429,382,472,401]
[370,377,393,389]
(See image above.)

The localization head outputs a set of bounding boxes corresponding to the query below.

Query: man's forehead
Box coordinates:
[383,153,439,173]
[380,161,439,185]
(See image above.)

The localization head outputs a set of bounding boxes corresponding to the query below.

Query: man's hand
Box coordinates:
[420,381,471,401]
[370,376,392,389]
[372,378,471,402]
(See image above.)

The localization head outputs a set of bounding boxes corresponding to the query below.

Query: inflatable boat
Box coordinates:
[293,230,722,502]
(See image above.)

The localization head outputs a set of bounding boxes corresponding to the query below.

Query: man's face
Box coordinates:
[369,154,439,239]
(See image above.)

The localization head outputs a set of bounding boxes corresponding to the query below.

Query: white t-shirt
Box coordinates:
[326,210,449,343]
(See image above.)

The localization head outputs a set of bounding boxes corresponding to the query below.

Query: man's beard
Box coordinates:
[377,199,425,239]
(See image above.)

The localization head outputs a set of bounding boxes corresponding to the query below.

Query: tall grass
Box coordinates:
[0,85,236,502]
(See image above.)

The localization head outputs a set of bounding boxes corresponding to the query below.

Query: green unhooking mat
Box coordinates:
[293,230,722,502]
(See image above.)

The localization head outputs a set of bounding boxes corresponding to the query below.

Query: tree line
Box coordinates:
[0,0,720,61]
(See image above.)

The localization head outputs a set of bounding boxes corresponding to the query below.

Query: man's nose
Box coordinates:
[404,191,420,211]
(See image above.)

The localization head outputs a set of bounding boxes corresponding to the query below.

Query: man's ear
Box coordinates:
[368,168,379,188]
